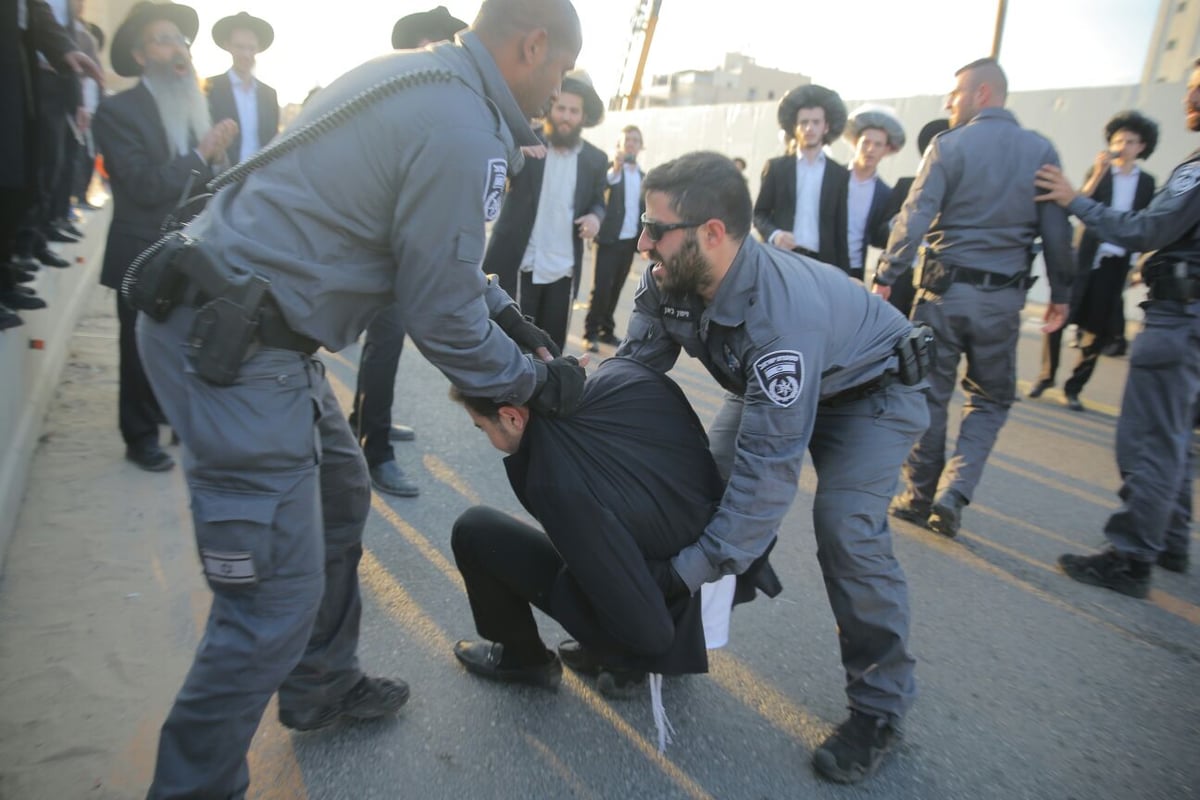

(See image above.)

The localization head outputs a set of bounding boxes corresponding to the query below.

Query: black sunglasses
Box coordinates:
[640,214,704,242]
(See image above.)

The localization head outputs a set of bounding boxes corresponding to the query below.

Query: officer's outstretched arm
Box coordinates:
[1055,163,1200,253]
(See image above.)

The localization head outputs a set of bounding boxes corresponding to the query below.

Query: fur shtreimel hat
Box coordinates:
[843,104,906,151]
[110,1,198,78]
[391,6,467,50]
[1105,110,1159,160]
[777,84,847,144]
[212,11,274,52]
[560,69,605,128]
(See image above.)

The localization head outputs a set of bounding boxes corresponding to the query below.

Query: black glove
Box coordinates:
[528,356,586,417]
[494,304,561,358]
[647,559,691,602]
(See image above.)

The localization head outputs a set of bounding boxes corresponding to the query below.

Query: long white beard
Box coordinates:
[142,68,213,158]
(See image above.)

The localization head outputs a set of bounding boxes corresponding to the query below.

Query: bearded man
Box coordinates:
[93,1,237,471]
[481,69,608,350]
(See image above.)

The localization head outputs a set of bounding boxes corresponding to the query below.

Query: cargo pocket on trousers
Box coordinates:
[191,486,283,590]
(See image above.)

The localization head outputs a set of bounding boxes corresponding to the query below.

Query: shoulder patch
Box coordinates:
[1169,163,1200,197]
[484,158,506,221]
[753,350,804,407]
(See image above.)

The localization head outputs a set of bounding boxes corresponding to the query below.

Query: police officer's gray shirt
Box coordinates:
[187,33,542,405]
[1067,150,1200,258]
[878,107,1075,303]
[618,237,912,590]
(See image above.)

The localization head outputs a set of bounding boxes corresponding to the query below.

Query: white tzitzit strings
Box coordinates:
[648,673,676,753]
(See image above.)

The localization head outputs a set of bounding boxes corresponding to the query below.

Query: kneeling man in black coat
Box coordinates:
[449,357,724,698]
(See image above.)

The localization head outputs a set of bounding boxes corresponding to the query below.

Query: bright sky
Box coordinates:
[184,0,1159,107]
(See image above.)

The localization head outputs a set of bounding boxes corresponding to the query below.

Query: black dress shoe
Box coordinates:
[582,338,600,353]
[369,460,419,497]
[125,442,175,472]
[43,225,80,244]
[557,639,645,698]
[34,247,70,268]
[1027,378,1053,399]
[0,305,23,331]
[52,219,84,239]
[1064,392,1084,412]
[0,290,46,310]
[10,255,39,270]
[453,640,562,688]
[598,332,622,346]
[279,675,410,731]
[1157,550,1189,573]
[557,639,603,676]
[388,424,416,442]
[14,269,36,284]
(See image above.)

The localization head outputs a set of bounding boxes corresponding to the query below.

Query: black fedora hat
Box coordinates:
[391,6,467,50]
[110,1,198,78]
[916,118,950,155]
[560,69,604,127]
[212,11,274,53]
[777,84,846,145]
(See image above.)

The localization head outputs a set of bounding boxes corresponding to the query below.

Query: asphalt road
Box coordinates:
[2,249,1197,800]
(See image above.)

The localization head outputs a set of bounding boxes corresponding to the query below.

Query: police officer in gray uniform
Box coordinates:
[132,2,587,798]
[1038,58,1200,597]
[617,151,930,785]
[872,58,1074,538]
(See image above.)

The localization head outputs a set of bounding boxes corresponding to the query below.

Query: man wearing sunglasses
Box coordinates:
[618,151,928,785]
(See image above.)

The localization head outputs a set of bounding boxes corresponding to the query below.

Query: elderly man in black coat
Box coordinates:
[449,357,728,697]
[92,1,236,470]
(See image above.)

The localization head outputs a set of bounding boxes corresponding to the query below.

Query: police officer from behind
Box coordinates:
[618,151,930,784]
[1036,58,1200,596]
[132,1,587,798]
[872,57,1074,538]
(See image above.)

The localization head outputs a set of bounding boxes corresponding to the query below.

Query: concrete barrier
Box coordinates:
[0,205,108,568]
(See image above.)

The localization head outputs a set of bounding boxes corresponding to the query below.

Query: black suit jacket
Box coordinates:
[596,164,645,244]
[1075,167,1156,271]
[503,358,721,674]
[92,82,214,289]
[205,72,279,165]
[753,154,850,270]
[482,138,608,297]
[2,0,78,189]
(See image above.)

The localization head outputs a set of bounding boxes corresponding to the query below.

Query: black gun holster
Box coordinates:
[895,323,935,386]
[124,232,279,386]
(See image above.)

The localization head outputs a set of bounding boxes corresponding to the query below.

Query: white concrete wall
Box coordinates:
[0,209,107,564]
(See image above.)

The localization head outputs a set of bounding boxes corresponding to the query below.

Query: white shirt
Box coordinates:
[1094,165,1140,265]
[608,163,642,241]
[521,146,578,284]
[791,150,825,253]
[229,69,261,164]
[846,169,877,270]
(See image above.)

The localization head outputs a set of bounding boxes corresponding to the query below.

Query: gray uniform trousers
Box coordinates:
[708,383,928,722]
[1104,299,1200,561]
[137,306,370,799]
[906,281,1025,504]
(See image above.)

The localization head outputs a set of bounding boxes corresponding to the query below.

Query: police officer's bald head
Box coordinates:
[947,57,1007,127]
[955,58,1007,104]
[474,0,583,117]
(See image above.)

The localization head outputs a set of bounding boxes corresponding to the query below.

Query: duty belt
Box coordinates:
[950,266,1022,289]
[182,284,319,355]
[1148,277,1200,303]
[792,246,820,259]
[819,371,896,408]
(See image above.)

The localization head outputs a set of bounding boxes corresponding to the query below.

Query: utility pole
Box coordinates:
[991,0,1008,59]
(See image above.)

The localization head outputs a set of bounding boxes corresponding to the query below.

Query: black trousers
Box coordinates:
[888,267,918,319]
[1,189,32,292]
[118,297,164,447]
[517,273,572,352]
[15,71,72,257]
[451,506,564,657]
[584,238,638,338]
[348,304,405,468]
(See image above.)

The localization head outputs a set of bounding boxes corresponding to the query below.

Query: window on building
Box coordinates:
[767,90,775,100]
[747,88,757,100]
[1166,38,1178,50]
[1178,2,1186,12]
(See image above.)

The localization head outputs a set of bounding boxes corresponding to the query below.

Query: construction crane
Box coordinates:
[610,0,662,111]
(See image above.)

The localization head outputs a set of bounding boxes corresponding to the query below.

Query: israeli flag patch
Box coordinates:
[753,350,804,407]
[484,158,507,221]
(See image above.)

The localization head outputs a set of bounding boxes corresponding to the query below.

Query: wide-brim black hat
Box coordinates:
[560,69,604,127]
[844,105,906,151]
[391,6,467,50]
[916,118,950,155]
[1105,110,1159,160]
[111,1,198,78]
[777,84,846,144]
[212,11,274,52]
